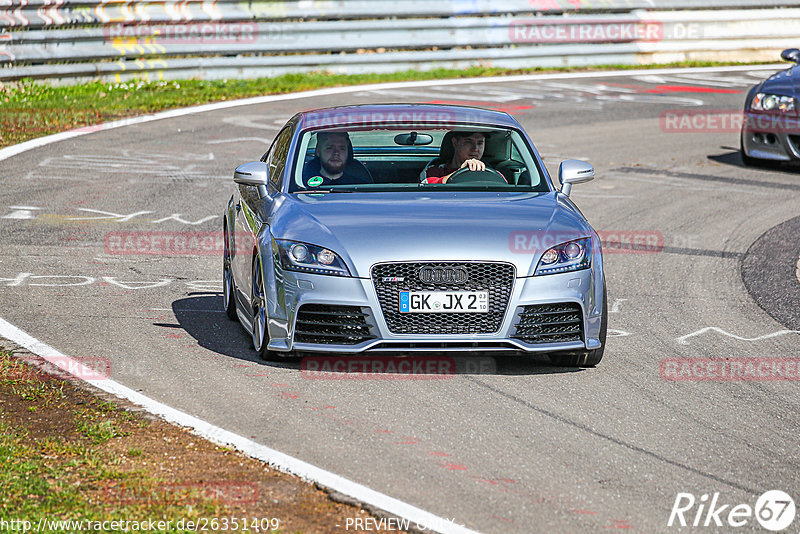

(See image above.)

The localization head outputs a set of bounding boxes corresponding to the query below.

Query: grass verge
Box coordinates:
[0,60,770,149]
[0,348,404,533]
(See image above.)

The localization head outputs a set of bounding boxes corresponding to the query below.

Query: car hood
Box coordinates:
[756,65,799,99]
[268,191,595,278]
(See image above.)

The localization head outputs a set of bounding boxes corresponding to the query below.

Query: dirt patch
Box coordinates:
[0,347,407,533]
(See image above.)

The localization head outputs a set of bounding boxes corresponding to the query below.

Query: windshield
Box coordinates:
[289,126,549,193]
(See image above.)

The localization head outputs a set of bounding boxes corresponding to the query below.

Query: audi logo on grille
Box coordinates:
[418,266,469,284]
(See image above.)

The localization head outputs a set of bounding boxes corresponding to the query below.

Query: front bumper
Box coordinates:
[266,266,603,355]
[741,112,800,162]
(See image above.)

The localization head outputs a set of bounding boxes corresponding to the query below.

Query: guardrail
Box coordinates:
[1,1,799,83]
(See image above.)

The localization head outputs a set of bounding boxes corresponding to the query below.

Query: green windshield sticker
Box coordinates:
[308,176,324,187]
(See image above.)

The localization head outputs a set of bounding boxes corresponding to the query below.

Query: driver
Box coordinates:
[420,131,502,184]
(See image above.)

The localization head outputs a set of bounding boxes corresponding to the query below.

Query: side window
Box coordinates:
[267,127,293,192]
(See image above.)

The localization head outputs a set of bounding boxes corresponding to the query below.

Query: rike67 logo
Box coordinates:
[668,490,796,531]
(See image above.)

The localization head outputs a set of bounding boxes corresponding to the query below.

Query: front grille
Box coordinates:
[371,262,515,334]
[512,303,583,344]
[294,304,375,345]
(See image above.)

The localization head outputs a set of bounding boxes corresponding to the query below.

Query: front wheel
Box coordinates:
[251,255,294,361]
[222,221,238,321]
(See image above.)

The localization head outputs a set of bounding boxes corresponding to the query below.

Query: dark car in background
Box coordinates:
[741,48,800,166]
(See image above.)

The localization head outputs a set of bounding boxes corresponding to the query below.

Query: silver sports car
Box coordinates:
[223,104,606,367]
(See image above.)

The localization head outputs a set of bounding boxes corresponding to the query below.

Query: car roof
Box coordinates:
[294,103,522,131]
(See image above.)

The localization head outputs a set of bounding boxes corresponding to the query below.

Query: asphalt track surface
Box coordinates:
[2,67,800,532]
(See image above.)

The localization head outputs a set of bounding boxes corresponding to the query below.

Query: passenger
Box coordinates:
[420,131,493,184]
[302,132,373,187]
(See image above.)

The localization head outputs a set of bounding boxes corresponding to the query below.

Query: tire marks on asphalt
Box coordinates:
[465,376,762,495]
[612,166,800,192]
[259,374,635,528]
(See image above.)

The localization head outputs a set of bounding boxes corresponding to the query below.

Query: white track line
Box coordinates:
[0,64,785,532]
[0,317,477,534]
[0,64,782,163]
[677,326,800,345]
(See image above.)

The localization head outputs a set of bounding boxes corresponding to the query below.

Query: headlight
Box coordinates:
[750,93,796,113]
[276,240,350,277]
[534,238,591,276]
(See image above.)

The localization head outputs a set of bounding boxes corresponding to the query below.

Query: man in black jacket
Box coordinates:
[302,132,373,188]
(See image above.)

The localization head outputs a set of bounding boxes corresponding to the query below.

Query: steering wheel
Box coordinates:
[446,167,508,184]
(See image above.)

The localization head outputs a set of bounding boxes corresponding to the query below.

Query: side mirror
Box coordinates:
[781,48,800,63]
[233,162,269,186]
[558,159,594,197]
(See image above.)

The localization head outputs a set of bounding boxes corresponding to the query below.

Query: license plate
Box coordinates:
[399,291,488,313]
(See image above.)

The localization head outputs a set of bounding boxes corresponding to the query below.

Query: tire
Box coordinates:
[251,255,294,361]
[222,221,238,321]
[548,281,607,368]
